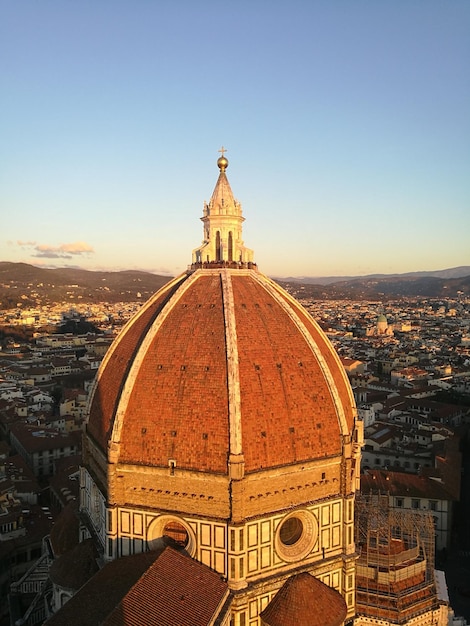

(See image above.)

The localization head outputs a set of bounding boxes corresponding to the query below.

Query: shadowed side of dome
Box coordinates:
[49,501,80,556]
[114,271,231,473]
[86,273,190,455]
[269,278,355,432]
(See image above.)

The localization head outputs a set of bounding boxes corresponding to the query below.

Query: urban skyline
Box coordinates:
[2,1,469,278]
[1,273,469,624]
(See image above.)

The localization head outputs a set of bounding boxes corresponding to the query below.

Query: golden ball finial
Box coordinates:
[217,156,228,171]
[217,146,228,172]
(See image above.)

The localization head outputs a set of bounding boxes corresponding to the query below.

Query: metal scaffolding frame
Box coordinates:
[355,493,438,624]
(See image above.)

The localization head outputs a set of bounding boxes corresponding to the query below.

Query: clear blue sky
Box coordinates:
[2,0,469,278]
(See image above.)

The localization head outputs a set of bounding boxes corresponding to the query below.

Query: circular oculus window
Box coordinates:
[163,520,189,547]
[275,510,318,562]
[147,515,196,556]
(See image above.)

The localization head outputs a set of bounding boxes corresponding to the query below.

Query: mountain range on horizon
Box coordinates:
[1,262,470,308]
[3,261,470,283]
[277,265,470,285]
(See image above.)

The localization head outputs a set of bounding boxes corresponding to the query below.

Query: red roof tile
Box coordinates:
[361,469,456,500]
[87,270,355,474]
[103,547,229,626]
[260,572,347,626]
[44,546,229,626]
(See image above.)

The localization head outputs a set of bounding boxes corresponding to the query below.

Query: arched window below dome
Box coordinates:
[228,231,233,261]
[163,520,189,547]
[147,515,196,557]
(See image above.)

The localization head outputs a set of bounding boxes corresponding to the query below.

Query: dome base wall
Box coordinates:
[103,454,350,524]
[108,463,232,517]
[231,456,346,523]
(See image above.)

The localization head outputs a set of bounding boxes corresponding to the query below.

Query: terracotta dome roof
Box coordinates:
[87,268,355,474]
[260,572,347,626]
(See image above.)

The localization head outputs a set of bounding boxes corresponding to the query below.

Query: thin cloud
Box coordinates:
[24,241,95,259]
[59,242,94,254]
[34,250,73,259]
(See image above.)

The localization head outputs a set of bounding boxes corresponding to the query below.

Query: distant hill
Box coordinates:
[280,266,470,285]
[277,273,470,300]
[1,262,469,310]
[0,262,171,309]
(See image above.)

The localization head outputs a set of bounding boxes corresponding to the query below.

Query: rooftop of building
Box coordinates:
[44,546,230,626]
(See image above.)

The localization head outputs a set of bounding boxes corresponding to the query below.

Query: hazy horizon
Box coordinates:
[3,259,470,283]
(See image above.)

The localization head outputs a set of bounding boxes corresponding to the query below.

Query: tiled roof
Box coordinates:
[49,537,99,589]
[44,546,229,626]
[87,269,355,474]
[361,469,456,500]
[87,275,186,454]
[260,572,347,626]
[102,547,230,626]
[44,549,165,626]
[49,501,80,556]
[4,453,38,485]
[9,422,81,453]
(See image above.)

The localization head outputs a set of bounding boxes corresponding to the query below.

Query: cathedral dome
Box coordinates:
[81,152,360,623]
[86,153,355,479]
[84,149,357,532]
[86,267,355,474]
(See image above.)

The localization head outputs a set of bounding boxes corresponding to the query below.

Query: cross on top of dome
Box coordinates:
[217,146,229,172]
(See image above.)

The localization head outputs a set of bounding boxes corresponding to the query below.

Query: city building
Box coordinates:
[9,423,81,479]
[366,313,394,338]
[361,470,458,551]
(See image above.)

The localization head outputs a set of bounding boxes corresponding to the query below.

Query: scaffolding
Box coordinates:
[355,494,439,624]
